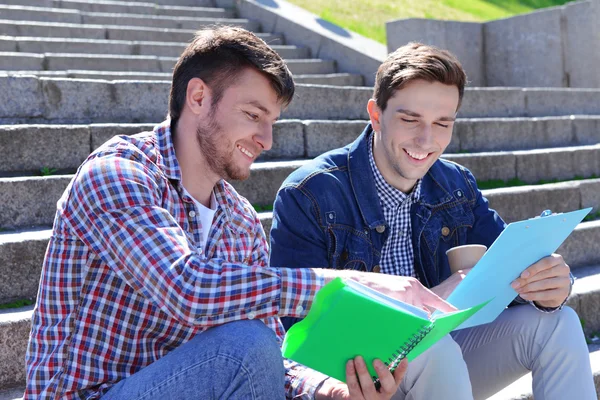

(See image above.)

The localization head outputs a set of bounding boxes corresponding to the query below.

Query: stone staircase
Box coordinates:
[0,0,599,399]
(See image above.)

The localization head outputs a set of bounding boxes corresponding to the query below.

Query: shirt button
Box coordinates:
[376,225,385,233]
[189,210,196,218]
[441,226,450,236]
[247,311,256,320]
[372,265,381,273]
[295,305,304,314]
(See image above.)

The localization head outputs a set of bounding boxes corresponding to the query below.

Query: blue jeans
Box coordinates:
[102,320,285,399]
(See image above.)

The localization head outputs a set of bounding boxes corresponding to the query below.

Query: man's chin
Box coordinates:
[224,169,250,182]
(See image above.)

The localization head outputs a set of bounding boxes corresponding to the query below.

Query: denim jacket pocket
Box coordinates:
[327,225,372,270]
[422,202,475,256]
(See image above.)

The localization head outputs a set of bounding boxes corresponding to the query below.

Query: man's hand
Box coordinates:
[431,268,472,299]
[316,357,409,400]
[323,270,456,314]
[511,253,572,308]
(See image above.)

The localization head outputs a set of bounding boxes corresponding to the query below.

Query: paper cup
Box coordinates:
[446,244,487,274]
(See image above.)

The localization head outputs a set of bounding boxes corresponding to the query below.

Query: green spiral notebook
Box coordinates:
[282,278,487,383]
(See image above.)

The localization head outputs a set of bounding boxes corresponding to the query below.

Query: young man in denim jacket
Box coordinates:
[270,43,595,399]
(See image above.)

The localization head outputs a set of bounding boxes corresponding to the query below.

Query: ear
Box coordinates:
[185,78,211,116]
[367,99,382,133]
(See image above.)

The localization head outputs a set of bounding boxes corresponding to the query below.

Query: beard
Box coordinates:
[195,112,251,181]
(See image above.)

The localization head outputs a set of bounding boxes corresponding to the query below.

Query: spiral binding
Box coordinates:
[373,324,434,386]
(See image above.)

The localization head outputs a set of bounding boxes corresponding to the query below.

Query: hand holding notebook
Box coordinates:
[282,278,488,383]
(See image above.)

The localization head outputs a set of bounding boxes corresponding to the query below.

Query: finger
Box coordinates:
[512,263,569,289]
[354,356,378,398]
[345,359,365,400]
[520,254,563,279]
[392,358,409,385]
[518,276,570,294]
[455,267,472,278]
[519,288,567,303]
[421,289,457,313]
[372,359,396,395]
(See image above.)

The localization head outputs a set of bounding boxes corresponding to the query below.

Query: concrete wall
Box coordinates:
[234,0,387,86]
[386,0,600,88]
[386,19,485,86]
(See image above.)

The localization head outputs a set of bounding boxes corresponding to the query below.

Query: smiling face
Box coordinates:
[194,67,281,181]
[368,79,459,193]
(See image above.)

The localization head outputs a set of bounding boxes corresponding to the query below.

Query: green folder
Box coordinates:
[282,278,488,383]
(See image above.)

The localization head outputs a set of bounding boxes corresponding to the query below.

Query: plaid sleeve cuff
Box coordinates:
[285,358,330,399]
[279,268,325,319]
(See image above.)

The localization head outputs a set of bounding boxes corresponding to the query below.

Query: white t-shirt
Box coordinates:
[182,186,217,252]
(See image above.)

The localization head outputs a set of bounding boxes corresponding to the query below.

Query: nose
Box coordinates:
[255,121,273,151]
[415,124,433,148]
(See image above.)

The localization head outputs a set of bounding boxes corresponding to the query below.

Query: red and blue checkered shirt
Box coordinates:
[25,120,328,399]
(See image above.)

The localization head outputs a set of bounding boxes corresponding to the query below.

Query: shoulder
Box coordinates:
[280,143,352,191]
[73,131,164,201]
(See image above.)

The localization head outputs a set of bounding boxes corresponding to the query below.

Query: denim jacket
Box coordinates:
[270,124,507,290]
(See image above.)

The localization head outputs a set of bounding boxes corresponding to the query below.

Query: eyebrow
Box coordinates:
[396,108,456,122]
[246,100,280,121]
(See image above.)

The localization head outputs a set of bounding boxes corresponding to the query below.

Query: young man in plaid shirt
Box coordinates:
[24,27,453,400]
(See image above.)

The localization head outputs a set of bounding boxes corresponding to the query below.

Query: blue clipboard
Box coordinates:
[445,207,591,330]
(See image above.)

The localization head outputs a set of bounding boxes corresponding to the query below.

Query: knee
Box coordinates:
[210,320,283,370]
[418,335,464,366]
[535,306,587,351]
[553,306,580,328]
[538,305,581,333]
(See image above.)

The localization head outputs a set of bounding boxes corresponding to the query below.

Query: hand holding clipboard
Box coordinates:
[445,207,591,330]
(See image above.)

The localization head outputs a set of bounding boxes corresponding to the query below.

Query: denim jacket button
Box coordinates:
[341,249,349,261]
[372,265,381,273]
[376,225,385,233]
[441,226,450,236]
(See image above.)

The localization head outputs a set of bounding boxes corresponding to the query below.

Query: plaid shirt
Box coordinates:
[368,133,421,277]
[24,120,326,399]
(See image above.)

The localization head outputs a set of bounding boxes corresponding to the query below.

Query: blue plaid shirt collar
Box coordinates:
[368,132,422,209]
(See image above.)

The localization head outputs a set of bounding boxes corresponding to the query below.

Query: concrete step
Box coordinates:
[1,153,599,228]
[0,305,33,392]
[54,0,234,18]
[0,385,23,400]
[0,117,598,175]
[1,264,599,396]
[3,77,600,124]
[4,140,600,207]
[2,0,216,8]
[0,70,363,86]
[0,52,336,75]
[0,20,283,44]
[292,73,364,86]
[0,222,596,304]
[0,36,309,59]
[0,5,259,31]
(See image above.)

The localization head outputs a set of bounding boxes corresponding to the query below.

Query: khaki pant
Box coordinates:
[394,305,595,400]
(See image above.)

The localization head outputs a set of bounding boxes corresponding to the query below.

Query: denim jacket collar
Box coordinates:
[347,125,388,230]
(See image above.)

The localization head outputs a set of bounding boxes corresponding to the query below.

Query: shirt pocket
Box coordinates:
[422,202,475,256]
[328,225,372,271]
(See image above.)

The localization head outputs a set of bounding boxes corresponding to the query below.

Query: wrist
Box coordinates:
[314,378,332,400]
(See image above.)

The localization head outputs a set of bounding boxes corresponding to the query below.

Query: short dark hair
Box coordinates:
[373,42,467,112]
[168,26,295,124]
